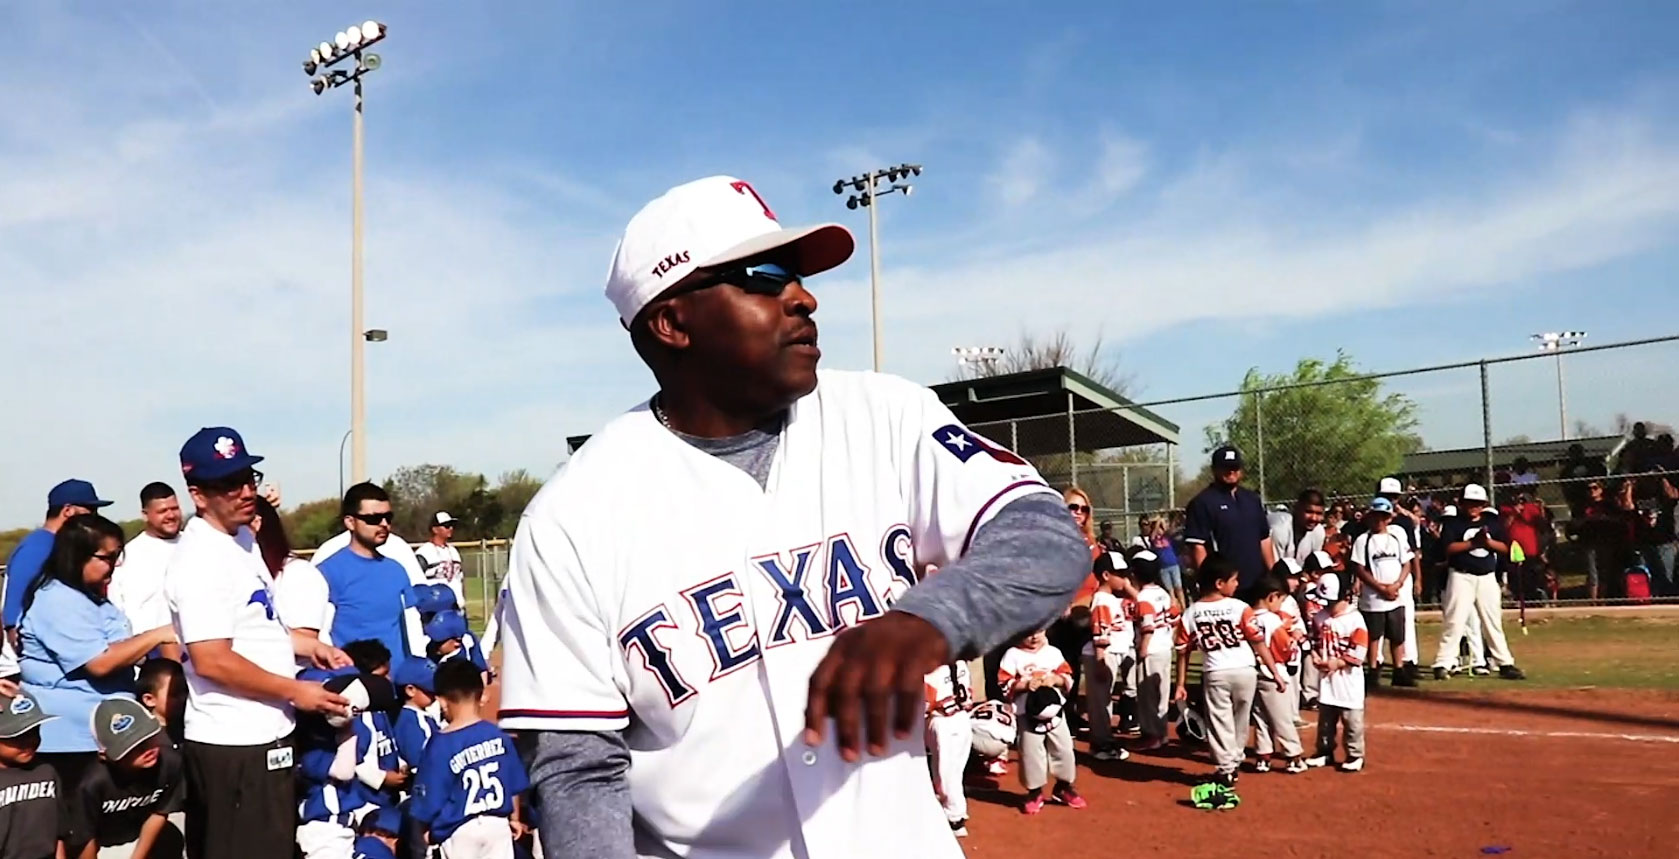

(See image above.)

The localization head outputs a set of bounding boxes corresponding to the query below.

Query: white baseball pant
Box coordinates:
[1135,650,1173,741]
[296,820,354,859]
[1251,675,1302,758]
[1432,571,1515,670]
[440,816,515,859]
[925,712,972,824]
[1081,649,1122,749]
[1017,720,1075,791]
[1399,600,1419,664]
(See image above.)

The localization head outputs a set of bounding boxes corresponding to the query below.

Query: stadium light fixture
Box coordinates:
[301,20,389,484]
[1532,330,1587,440]
[829,162,924,373]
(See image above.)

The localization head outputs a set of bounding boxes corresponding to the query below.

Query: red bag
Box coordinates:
[1625,567,1652,604]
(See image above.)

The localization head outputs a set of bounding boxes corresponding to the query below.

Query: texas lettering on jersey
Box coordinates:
[619,526,922,705]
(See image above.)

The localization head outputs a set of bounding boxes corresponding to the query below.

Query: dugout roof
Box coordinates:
[929,367,1180,456]
[1398,435,1621,481]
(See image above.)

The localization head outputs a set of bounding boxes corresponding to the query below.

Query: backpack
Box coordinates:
[1625,565,1652,604]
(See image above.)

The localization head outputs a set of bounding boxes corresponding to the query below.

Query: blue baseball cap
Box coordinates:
[1369,497,1395,514]
[391,658,438,694]
[365,804,404,837]
[423,609,468,643]
[47,479,111,510]
[179,427,265,483]
[409,583,457,616]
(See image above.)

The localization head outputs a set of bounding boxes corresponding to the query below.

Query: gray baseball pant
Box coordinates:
[1316,704,1366,761]
[1202,667,1258,776]
[1017,719,1076,791]
[1135,650,1172,741]
[1082,650,1119,749]
[1251,675,1303,757]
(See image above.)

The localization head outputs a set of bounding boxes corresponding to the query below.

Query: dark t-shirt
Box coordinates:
[0,761,67,859]
[1183,484,1271,588]
[76,744,186,847]
[1440,513,1507,575]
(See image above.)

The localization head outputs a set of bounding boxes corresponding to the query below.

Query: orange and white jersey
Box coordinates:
[998,644,1072,718]
[1132,584,1177,657]
[1278,594,1307,639]
[969,699,1017,747]
[1175,597,1262,673]
[1314,608,1369,709]
[1251,608,1297,680]
[1083,591,1134,657]
[924,661,973,718]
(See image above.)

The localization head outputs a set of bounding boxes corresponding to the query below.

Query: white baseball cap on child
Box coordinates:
[1318,573,1341,602]
[604,176,855,325]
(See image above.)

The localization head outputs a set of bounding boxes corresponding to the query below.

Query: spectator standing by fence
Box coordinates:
[109,482,185,662]
[1430,485,1525,681]
[1269,488,1328,564]
[1183,446,1276,597]
[1559,444,1607,518]
[3,480,113,643]
[1142,515,1185,609]
[165,426,351,859]
[415,512,467,609]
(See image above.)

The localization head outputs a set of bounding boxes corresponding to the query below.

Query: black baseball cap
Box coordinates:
[1211,445,1244,470]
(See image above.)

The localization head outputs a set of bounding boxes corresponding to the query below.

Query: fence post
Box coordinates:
[479,537,490,629]
[1122,464,1131,536]
[1067,392,1078,485]
[1480,360,1494,504]
[1167,442,1176,511]
[1009,419,1019,456]
[1254,391,1267,504]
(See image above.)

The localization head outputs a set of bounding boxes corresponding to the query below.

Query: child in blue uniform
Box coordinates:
[352,805,403,859]
[296,668,399,859]
[411,660,528,859]
[390,658,441,859]
[343,641,406,811]
[423,611,488,673]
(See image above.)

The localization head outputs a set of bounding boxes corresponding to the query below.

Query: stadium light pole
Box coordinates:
[303,21,388,484]
[832,164,922,372]
[1533,330,1586,440]
[952,345,1005,375]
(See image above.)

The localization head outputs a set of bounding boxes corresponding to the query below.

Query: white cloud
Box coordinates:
[989,137,1055,206]
[1096,132,1148,196]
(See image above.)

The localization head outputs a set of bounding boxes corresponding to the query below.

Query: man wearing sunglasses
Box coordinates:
[499,175,1091,859]
[307,482,422,662]
[164,426,351,859]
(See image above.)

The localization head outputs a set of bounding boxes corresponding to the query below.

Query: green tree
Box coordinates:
[1205,352,1423,502]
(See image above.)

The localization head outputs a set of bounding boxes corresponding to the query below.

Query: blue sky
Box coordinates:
[3,1,1678,526]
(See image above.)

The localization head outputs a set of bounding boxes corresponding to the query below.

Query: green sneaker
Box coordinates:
[1190,782,1241,810]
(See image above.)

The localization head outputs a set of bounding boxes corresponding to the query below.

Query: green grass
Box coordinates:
[1408,613,1679,691]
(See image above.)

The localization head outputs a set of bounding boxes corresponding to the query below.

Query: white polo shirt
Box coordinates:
[110,531,179,634]
[166,517,298,745]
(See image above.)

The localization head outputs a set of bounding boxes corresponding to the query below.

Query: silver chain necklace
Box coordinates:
[651,393,674,431]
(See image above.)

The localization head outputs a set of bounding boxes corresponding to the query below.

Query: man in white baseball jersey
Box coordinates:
[498,175,1090,859]
[414,511,467,608]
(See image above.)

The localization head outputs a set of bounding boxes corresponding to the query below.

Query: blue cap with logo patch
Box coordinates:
[0,689,57,740]
[47,479,111,510]
[91,696,161,760]
[180,426,265,483]
[423,609,468,644]
[391,658,439,695]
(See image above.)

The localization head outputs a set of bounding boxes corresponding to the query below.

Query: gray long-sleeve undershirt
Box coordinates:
[524,425,1089,859]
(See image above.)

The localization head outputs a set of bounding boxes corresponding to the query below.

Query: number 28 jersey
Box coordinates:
[1174,596,1263,674]
[410,720,529,843]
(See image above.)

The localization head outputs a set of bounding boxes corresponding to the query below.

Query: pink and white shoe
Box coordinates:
[1053,785,1088,809]
[1022,794,1046,815]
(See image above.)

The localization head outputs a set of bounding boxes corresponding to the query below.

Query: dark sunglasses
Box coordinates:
[352,512,392,525]
[671,262,800,300]
[1068,503,1091,514]
[195,469,263,493]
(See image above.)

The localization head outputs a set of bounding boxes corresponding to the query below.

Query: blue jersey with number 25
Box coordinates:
[410,720,529,843]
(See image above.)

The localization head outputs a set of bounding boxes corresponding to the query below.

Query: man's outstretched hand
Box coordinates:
[804,612,951,763]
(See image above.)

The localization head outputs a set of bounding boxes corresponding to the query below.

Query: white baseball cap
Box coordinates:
[1462,483,1489,503]
[433,512,459,527]
[1378,477,1403,495]
[1318,573,1342,602]
[605,175,855,325]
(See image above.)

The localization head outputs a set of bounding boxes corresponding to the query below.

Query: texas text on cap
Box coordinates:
[605,175,855,324]
[48,479,112,510]
[1211,445,1243,469]
[92,697,162,760]
[433,511,459,526]
[1462,483,1489,502]
[1378,477,1404,495]
[0,689,57,739]
[179,426,265,482]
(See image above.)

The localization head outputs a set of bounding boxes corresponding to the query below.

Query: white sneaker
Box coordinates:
[1285,758,1309,774]
[1339,757,1365,772]
[1252,758,1271,773]
[1305,755,1331,768]
[950,820,968,838]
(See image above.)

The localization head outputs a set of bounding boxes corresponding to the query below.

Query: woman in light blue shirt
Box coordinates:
[18,514,178,845]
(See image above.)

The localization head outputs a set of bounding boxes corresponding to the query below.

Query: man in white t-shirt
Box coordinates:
[110,481,185,661]
[1349,497,1416,688]
[414,511,467,608]
[1268,487,1329,563]
[165,426,352,859]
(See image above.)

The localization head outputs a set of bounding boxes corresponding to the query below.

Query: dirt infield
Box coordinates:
[960,688,1679,858]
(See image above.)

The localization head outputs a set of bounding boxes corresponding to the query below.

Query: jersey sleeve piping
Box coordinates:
[959,479,1053,555]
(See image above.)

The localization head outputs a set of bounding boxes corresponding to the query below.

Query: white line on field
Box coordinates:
[1374,723,1679,743]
